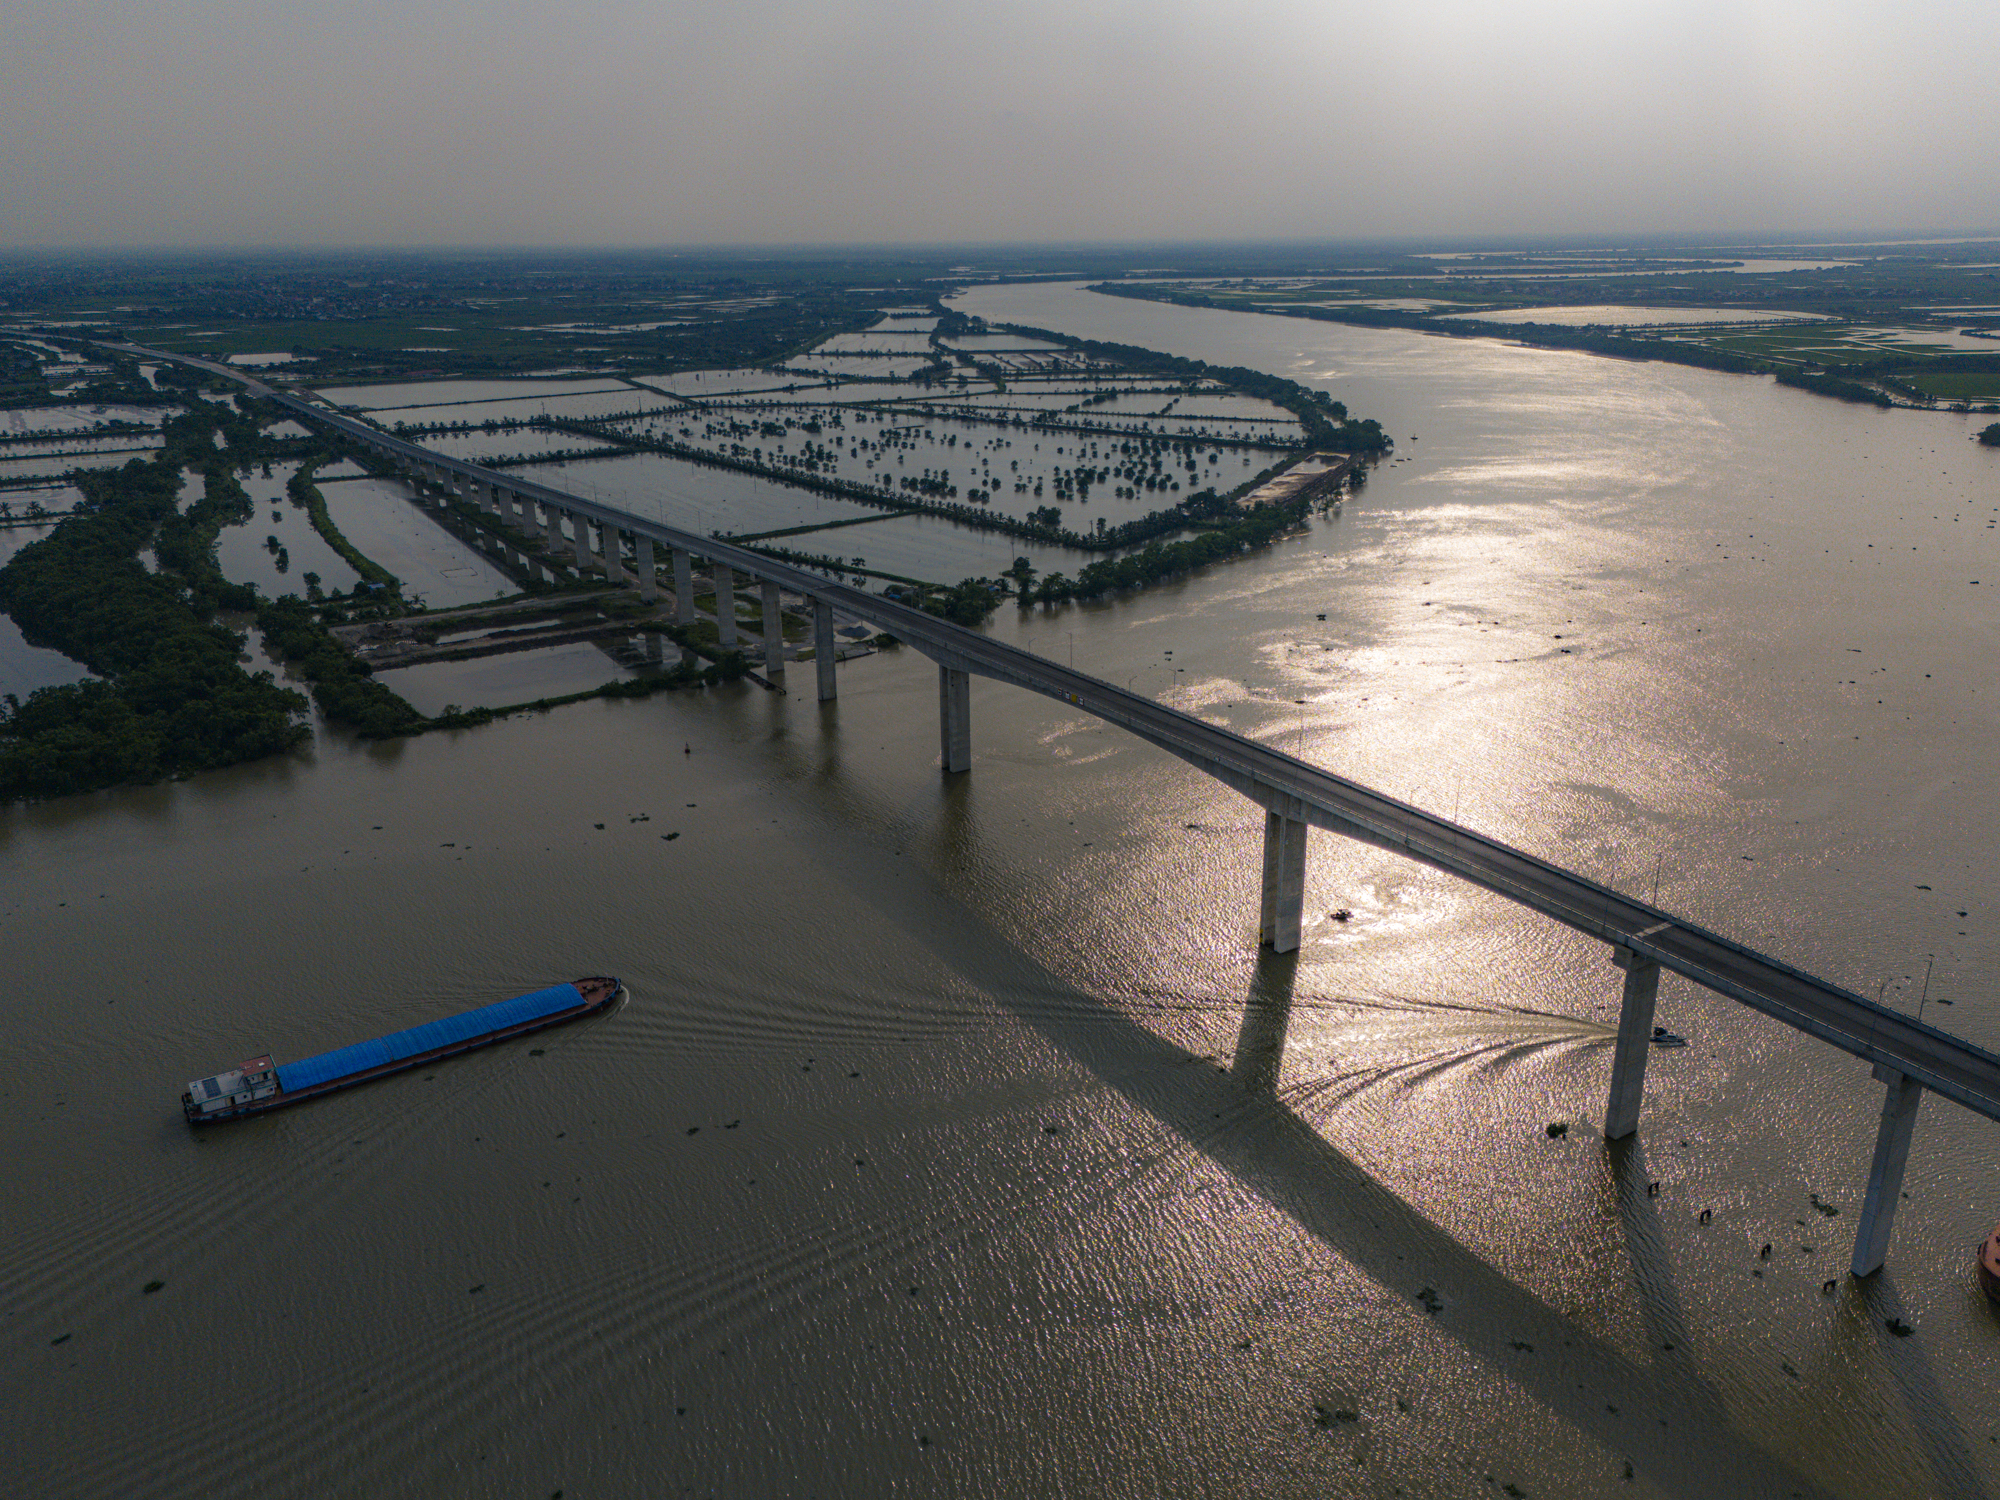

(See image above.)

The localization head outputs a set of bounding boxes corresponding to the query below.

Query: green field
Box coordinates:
[1901,371,2000,400]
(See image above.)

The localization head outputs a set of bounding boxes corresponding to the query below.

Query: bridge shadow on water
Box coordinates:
[1603,1132,1985,1500]
[833,871,1827,1494]
[1840,1271,1989,1500]
[765,701,1986,1498]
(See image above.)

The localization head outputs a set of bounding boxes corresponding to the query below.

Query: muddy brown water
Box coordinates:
[4,284,1999,1497]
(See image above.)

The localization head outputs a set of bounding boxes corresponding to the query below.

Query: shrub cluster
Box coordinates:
[255,595,426,739]
[0,457,308,802]
[1020,497,1312,606]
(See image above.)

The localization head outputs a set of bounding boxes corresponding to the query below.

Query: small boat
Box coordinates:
[1650,1025,1689,1048]
[1979,1226,2000,1304]
[181,977,621,1124]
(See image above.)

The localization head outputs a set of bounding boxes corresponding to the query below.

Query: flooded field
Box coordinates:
[940,333,1065,351]
[0,609,93,696]
[634,369,800,397]
[0,450,147,482]
[0,434,165,461]
[744,380,941,405]
[527,452,882,536]
[417,427,628,464]
[815,331,937,354]
[591,388,1293,532]
[320,377,630,410]
[214,463,363,599]
[316,477,516,607]
[374,640,637,716]
[311,328,1323,585]
[782,354,938,379]
[2,403,168,433]
[804,509,1096,578]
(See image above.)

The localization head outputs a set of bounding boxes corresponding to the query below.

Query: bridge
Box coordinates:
[118,342,2000,1279]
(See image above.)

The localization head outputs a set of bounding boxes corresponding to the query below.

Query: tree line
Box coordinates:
[1087,284,1999,410]
[0,430,310,802]
[1014,491,1320,606]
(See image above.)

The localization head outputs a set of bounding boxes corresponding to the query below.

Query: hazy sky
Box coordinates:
[3,0,1994,249]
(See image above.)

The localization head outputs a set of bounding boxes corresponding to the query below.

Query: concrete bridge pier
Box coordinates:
[715,566,737,648]
[813,599,837,702]
[673,550,694,626]
[1603,947,1661,1140]
[601,522,626,586]
[1259,807,1308,953]
[634,536,657,604]
[1851,1066,1924,1277]
[672,550,696,663]
[570,511,591,574]
[761,581,784,675]
[939,665,971,773]
[515,500,548,576]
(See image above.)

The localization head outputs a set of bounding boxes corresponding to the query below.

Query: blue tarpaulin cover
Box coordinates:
[275,983,584,1092]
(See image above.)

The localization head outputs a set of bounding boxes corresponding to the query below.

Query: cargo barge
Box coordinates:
[181,977,621,1124]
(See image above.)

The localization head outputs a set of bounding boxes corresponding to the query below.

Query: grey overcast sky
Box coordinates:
[2,0,1993,249]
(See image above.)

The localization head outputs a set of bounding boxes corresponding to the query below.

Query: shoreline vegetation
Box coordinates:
[289,461,399,589]
[1084,281,2000,412]
[0,414,308,802]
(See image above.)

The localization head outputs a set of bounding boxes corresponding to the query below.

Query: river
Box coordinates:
[3,284,1998,1498]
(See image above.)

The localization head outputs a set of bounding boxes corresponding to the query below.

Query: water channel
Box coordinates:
[3,285,1998,1497]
